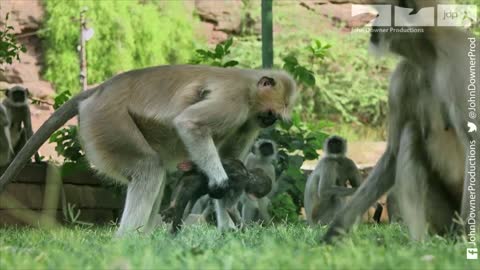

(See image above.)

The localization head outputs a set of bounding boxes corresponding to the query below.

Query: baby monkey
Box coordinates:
[304,135,362,225]
[162,159,271,233]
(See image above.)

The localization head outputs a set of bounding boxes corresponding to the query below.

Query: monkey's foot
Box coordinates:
[320,226,345,244]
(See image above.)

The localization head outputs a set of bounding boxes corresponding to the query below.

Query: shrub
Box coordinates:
[42,0,198,93]
[0,13,26,65]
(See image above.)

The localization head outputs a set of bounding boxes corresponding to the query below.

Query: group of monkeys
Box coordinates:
[161,134,371,233]
[0,86,38,167]
[162,139,278,232]
[0,0,478,243]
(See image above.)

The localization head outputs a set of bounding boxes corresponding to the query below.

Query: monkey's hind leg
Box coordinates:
[395,122,428,241]
[117,161,165,236]
[14,131,41,162]
[322,149,396,243]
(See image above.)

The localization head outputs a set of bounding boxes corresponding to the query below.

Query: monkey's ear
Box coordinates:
[25,88,30,96]
[4,89,9,96]
[257,76,276,91]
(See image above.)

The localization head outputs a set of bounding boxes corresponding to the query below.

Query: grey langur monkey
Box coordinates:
[242,139,277,224]
[0,65,297,236]
[323,0,478,242]
[0,103,13,166]
[304,135,362,225]
[3,86,40,163]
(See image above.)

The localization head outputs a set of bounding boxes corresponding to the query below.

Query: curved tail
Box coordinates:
[0,88,98,192]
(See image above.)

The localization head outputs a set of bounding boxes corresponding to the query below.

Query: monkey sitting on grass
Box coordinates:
[304,135,362,225]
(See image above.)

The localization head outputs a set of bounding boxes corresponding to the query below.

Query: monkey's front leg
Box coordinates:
[322,150,396,243]
[174,116,229,199]
[214,199,236,231]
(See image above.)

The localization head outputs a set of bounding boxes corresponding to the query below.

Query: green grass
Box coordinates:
[0,224,477,269]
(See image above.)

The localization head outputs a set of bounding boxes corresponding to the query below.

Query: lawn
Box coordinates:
[0,224,477,270]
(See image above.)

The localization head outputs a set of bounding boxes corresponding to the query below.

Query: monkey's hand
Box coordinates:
[205,157,230,199]
[208,179,229,199]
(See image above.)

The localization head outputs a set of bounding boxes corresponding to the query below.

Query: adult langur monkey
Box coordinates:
[242,139,277,224]
[304,135,362,225]
[0,103,13,166]
[323,0,479,242]
[0,65,297,235]
[3,86,41,162]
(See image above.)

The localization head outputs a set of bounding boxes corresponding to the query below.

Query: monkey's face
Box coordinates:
[325,136,346,155]
[7,86,28,104]
[258,141,274,157]
[255,72,297,127]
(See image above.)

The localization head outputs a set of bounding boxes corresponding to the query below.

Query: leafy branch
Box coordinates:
[0,13,27,65]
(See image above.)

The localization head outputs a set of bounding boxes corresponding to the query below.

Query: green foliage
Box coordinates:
[457,0,480,36]
[260,112,329,210]
[282,55,315,87]
[190,38,239,67]
[49,125,84,164]
[49,89,88,177]
[0,13,27,65]
[42,0,198,93]
[53,90,72,110]
[269,193,298,223]
[230,32,392,129]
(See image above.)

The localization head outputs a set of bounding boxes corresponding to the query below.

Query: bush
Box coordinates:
[0,13,26,65]
[42,0,199,93]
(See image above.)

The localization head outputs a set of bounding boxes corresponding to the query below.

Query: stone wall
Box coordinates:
[0,163,124,226]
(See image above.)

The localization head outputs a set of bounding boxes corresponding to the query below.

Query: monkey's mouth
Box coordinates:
[257,111,278,128]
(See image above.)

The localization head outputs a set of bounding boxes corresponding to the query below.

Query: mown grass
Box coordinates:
[0,224,477,270]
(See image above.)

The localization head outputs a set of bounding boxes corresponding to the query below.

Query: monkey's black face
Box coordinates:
[11,90,26,103]
[259,142,274,157]
[257,110,278,128]
[327,137,344,155]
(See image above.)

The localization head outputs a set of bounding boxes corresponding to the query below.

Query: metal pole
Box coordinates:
[261,0,273,69]
[79,7,88,91]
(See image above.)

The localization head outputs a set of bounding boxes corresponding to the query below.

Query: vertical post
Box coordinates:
[261,0,273,69]
[79,7,88,91]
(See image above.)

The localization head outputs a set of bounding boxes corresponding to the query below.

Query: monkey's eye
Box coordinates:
[258,76,276,88]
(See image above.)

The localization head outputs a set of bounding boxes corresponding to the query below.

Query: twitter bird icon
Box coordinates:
[468,122,477,133]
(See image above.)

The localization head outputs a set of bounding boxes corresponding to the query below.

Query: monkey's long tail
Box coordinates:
[0,88,98,192]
